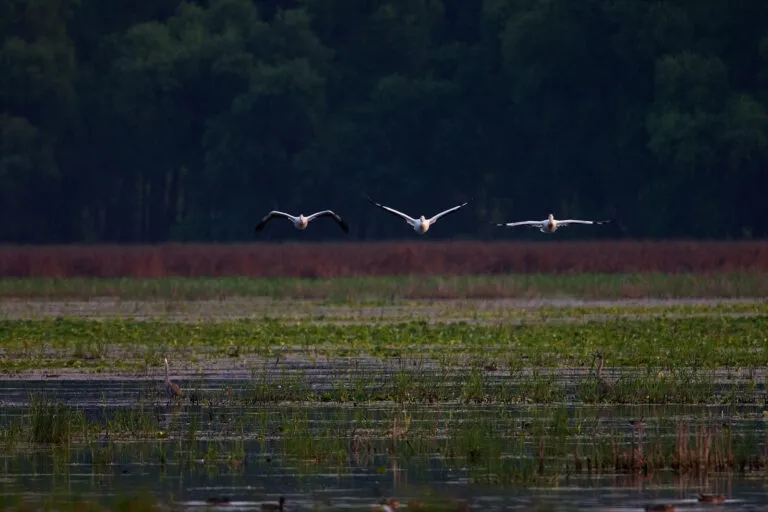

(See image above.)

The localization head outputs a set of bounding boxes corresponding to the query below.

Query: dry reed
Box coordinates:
[1,241,767,278]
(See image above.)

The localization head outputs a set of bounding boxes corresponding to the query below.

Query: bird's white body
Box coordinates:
[496,213,610,233]
[414,215,430,234]
[255,210,349,233]
[295,215,310,230]
[366,196,470,235]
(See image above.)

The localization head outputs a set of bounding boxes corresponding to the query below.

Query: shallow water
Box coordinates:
[0,379,767,510]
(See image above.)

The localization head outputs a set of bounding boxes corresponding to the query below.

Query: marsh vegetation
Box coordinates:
[2,272,768,300]
[1,383,766,511]
[1,292,767,510]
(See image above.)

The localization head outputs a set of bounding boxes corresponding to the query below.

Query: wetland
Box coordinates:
[0,285,767,510]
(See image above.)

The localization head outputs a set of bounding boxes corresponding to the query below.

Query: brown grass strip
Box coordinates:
[0,241,767,278]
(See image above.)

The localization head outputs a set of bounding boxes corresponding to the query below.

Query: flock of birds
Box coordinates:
[254,195,612,235]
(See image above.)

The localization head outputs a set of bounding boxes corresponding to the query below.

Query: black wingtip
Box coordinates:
[336,217,351,234]
[328,212,350,233]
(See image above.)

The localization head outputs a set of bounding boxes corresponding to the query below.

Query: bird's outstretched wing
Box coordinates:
[557,219,612,227]
[306,210,350,233]
[428,201,470,224]
[494,220,545,228]
[254,211,296,232]
[364,195,417,223]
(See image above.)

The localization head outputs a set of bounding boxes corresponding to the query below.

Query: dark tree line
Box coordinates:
[1,0,767,243]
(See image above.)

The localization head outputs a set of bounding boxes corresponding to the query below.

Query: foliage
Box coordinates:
[1,0,767,242]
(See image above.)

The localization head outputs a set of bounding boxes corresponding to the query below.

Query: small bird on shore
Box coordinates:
[698,494,725,504]
[261,496,285,512]
[365,195,470,234]
[645,505,675,512]
[254,210,349,233]
[164,356,182,401]
[494,213,611,233]
[372,498,400,511]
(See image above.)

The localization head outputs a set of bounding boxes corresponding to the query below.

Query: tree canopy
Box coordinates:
[1,0,766,243]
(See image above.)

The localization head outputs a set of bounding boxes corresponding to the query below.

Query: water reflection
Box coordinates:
[0,379,766,511]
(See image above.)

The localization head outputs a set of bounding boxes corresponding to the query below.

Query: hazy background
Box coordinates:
[1,0,766,243]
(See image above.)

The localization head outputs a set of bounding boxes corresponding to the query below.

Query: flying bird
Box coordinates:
[254,210,349,233]
[494,213,611,233]
[365,195,470,234]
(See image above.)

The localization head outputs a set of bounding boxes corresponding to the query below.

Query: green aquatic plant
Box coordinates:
[2,273,768,301]
[2,314,768,373]
[30,396,86,445]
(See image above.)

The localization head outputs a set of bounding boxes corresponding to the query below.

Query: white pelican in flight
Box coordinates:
[366,195,470,234]
[254,210,349,233]
[494,213,611,233]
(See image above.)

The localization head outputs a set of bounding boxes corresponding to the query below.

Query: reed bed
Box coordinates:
[2,241,768,279]
[1,395,765,484]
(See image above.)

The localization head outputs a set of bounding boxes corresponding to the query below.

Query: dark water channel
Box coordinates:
[0,379,766,511]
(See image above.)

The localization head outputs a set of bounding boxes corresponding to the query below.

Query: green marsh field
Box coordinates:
[2,273,768,300]
[0,275,767,511]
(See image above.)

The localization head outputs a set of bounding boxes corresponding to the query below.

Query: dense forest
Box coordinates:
[1,0,767,243]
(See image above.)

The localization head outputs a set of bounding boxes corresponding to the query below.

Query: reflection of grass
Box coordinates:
[0,492,163,512]
[1,398,766,500]
[2,273,768,300]
[0,396,159,447]
[0,363,762,458]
